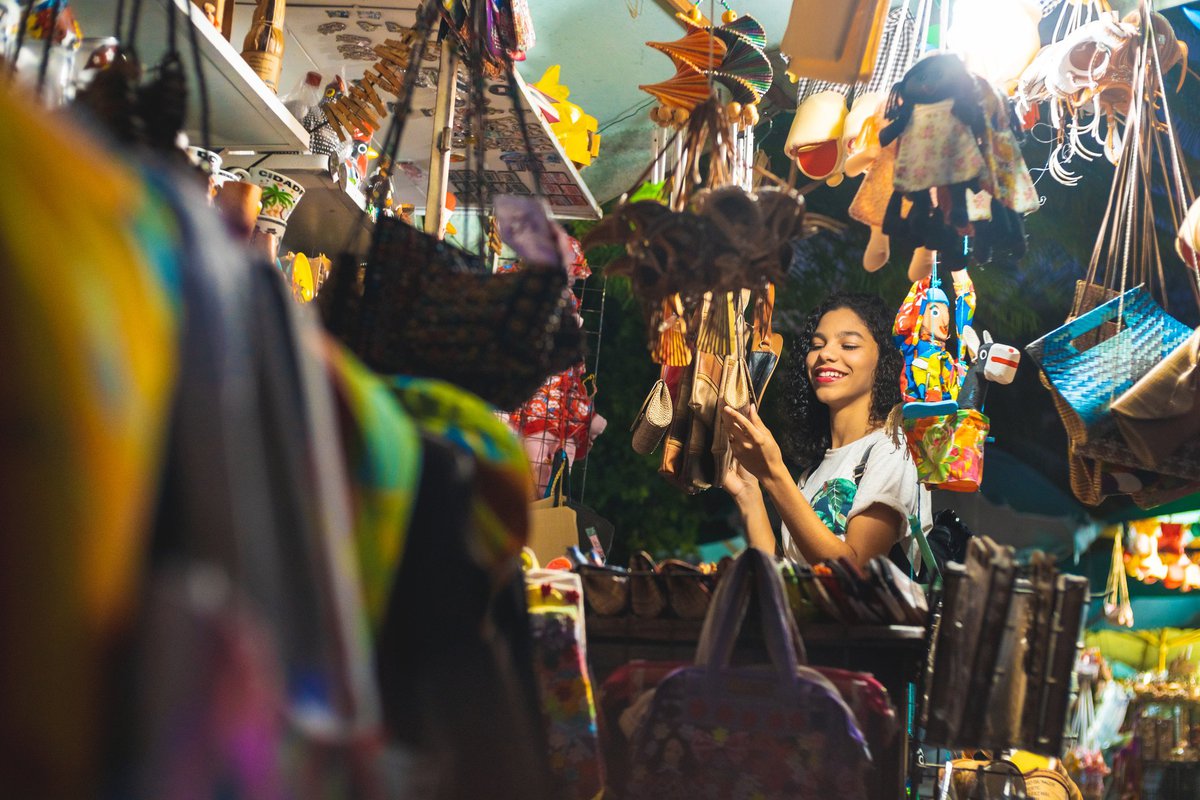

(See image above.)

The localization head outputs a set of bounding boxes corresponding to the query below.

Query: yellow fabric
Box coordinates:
[0,86,178,793]
[326,343,422,630]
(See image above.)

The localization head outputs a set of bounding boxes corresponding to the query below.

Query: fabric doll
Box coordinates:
[967,78,1038,263]
[879,53,988,270]
[496,239,606,494]
[894,269,976,418]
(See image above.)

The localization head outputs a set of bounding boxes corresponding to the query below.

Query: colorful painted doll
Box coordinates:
[894,269,976,418]
[894,269,1020,492]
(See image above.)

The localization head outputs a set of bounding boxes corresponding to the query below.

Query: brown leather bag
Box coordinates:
[684,348,724,491]
[659,363,696,490]
[711,313,753,491]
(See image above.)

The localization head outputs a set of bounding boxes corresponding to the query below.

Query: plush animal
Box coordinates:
[957,330,1020,412]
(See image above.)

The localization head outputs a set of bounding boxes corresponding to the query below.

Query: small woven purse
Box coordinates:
[630,380,673,455]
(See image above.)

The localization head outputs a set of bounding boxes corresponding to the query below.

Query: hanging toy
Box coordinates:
[531,65,601,168]
[894,270,968,418]
[874,53,1037,272]
[309,75,347,157]
[894,266,1019,492]
[364,155,395,218]
[956,330,1020,412]
[336,132,376,194]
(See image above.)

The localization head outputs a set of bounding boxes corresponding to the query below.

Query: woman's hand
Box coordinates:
[723,405,785,484]
[722,458,760,503]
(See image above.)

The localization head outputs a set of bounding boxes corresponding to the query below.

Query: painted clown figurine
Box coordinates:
[894,269,976,419]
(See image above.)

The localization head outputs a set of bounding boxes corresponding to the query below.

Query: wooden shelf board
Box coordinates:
[73,0,309,151]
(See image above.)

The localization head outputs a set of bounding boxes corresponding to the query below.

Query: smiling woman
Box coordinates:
[722,292,932,567]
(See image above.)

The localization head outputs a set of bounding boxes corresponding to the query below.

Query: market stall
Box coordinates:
[4,0,1200,798]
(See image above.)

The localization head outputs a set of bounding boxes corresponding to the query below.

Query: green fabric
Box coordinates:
[391,376,534,572]
[811,478,857,535]
[329,347,422,630]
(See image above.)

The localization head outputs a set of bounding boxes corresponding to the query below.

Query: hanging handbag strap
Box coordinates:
[695,548,808,676]
[849,442,942,586]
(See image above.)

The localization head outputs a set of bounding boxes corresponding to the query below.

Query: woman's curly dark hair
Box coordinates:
[777,292,903,467]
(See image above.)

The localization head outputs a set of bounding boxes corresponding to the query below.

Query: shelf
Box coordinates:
[73,0,309,151]
[221,153,372,257]
[585,615,927,646]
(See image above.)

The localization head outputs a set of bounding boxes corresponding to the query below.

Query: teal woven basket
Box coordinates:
[1026,286,1191,430]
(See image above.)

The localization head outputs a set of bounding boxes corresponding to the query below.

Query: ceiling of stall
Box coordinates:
[231,0,1199,204]
[516,0,793,202]
[237,0,793,203]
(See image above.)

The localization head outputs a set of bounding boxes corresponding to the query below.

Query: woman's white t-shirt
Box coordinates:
[780,428,932,564]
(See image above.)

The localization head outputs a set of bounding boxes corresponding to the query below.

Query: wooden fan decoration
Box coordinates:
[639,5,772,122]
[708,38,772,105]
[647,30,727,73]
[639,68,714,110]
[700,14,767,51]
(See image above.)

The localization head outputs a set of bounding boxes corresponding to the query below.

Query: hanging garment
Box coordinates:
[891,99,986,193]
[0,84,179,797]
[325,342,424,630]
[131,566,290,800]
[141,170,385,797]
[376,435,555,800]
[977,81,1040,216]
[391,375,535,575]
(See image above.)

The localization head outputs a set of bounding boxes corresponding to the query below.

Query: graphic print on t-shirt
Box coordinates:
[810,477,857,536]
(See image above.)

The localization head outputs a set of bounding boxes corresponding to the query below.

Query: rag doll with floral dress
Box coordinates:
[497,238,607,493]
[852,53,1038,276]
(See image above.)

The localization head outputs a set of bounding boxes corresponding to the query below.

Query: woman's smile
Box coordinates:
[814,367,848,384]
[805,307,880,410]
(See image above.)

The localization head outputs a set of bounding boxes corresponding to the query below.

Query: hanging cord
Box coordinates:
[1145,1,1200,305]
[463,0,488,258]
[937,0,950,50]
[35,0,59,95]
[8,0,31,80]
[165,0,177,56]
[361,0,442,267]
[126,0,144,62]
[184,1,211,154]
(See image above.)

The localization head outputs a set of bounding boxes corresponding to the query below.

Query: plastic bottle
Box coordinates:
[283,70,323,123]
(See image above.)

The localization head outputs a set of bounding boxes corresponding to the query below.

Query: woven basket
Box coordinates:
[629,552,668,618]
[1029,286,1199,504]
[1027,286,1191,434]
[661,560,715,620]
[578,565,630,616]
[631,379,673,455]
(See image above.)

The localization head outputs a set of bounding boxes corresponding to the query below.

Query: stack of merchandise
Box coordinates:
[924,540,1090,755]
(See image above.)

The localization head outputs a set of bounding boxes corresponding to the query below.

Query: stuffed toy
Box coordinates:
[855,53,1037,273]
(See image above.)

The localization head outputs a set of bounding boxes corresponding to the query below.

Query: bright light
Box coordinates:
[947,0,1042,89]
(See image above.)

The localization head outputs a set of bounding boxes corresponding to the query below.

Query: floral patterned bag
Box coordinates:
[525,570,605,800]
[624,549,872,800]
[903,408,990,492]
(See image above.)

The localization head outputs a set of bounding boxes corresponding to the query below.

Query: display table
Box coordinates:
[585,615,927,800]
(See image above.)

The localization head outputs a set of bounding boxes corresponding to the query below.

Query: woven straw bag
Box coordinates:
[630,380,673,455]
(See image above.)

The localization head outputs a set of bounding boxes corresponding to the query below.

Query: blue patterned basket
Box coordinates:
[1026,286,1191,432]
